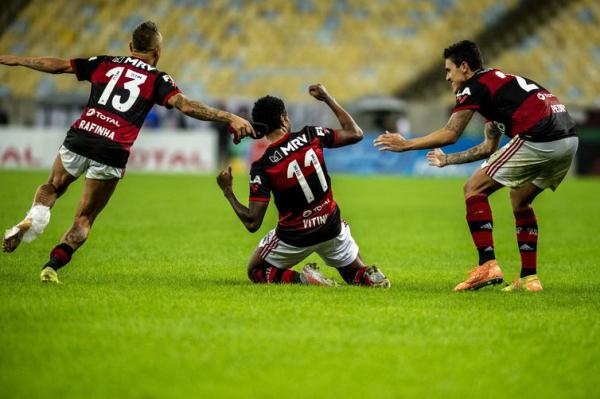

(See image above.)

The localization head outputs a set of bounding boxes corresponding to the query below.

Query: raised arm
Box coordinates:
[168,93,255,143]
[373,109,475,152]
[427,122,502,167]
[0,55,73,74]
[216,166,269,233]
[308,84,363,147]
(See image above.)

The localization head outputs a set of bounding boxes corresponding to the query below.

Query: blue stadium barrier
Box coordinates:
[323,133,508,176]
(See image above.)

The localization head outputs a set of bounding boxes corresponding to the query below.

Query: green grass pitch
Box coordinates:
[0,170,598,398]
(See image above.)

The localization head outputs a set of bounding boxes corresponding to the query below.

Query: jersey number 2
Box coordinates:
[495,71,539,92]
[287,149,328,203]
[98,67,147,112]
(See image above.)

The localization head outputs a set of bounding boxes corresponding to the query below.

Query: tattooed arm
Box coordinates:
[0,55,73,74]
[374,110,474,152]
[427,122,502,167]
[168,93,254,143]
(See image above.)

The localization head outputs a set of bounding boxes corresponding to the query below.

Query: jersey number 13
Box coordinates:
[98,67,147,112]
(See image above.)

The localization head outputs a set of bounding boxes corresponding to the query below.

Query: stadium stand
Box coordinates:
[0,0,596,106]
[491,0,600,106]
[0,0,518,102]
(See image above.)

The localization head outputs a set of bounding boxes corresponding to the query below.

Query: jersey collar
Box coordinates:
[268,132,290,148]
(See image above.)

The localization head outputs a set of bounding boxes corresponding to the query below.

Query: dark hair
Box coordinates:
[443,40,483,71]
[251,95,286,133]
[132,21,160,52]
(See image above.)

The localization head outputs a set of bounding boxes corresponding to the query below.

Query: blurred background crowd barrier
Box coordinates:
[0,0,598,175]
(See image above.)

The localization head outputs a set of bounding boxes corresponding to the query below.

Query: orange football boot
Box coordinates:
[453,260,504,291]
[502,275,543,292]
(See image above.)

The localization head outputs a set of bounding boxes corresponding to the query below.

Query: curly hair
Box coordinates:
[443,40,483,71]
[132,21,160,53]
[251,95,287,133]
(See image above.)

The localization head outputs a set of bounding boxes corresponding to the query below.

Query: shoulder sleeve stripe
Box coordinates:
[249,197,270,202]
[70,59,80,80]
[162,89,182,107]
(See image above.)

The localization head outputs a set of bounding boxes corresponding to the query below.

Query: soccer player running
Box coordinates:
[1,21,255,283]
[374,40,577,292]
[216,84,391,288]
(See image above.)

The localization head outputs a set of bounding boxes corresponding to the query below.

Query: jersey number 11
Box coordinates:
[287,149,328,203]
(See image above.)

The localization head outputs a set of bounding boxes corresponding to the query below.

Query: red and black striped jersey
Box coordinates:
[453,68,576,142]
[64,55,181,168]
[249,126,341,247]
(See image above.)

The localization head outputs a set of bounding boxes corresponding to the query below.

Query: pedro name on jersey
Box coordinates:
[249,126,342,247]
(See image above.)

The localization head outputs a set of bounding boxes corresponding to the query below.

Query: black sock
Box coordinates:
[337,266,368,285]
[43,243,74,271]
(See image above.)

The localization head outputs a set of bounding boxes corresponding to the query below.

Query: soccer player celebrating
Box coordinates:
[216,84,391,288]
[374,40,577,292]
[1,21,255,283]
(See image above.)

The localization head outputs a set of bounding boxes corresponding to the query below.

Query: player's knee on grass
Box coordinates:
[248,266,264,283]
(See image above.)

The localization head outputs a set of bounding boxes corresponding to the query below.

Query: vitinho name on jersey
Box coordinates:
[303,214,329,229]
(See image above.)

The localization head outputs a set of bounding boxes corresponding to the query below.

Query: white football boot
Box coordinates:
[301,263,338,287]
[364,266,391,288]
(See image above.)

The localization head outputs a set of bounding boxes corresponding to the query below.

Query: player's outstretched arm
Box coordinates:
[168,93,255,143]
[0,55,73,74]
[373,109,475,152]
[427,122,502,167]
[308,84,363,147]
[216,166,268,233]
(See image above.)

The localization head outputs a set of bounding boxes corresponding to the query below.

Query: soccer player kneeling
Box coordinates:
[217,84,391,288]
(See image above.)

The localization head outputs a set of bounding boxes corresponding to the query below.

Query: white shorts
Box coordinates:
[59,145,124,180]
[257,221,360,269]
[482,136,578,191]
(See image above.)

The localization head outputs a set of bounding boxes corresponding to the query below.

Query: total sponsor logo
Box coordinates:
[86,108,121,127]
[302,198,331,218]
[0,146,42,167]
